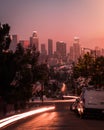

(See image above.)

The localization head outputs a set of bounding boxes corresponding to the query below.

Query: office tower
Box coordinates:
[39,43,47,63]
[30,31,39,51]
[41,44,47,55]
[48,39,53,56]
[56,41,66,58]
[10,35,18,52]
[72,37,80,63]
[69,46,74,62]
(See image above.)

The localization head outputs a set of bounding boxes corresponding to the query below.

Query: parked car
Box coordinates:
[70,98,80,112]
[77,88,104,118]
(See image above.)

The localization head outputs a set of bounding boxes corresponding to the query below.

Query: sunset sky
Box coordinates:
[1,0,104,50]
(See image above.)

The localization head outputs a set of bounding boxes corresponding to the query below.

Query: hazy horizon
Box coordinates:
[1,0,104,50]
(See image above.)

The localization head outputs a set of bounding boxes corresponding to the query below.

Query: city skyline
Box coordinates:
[10,33,104,53]
[1,0,104,49]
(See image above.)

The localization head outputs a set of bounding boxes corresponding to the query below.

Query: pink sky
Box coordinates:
[1,0,104,50]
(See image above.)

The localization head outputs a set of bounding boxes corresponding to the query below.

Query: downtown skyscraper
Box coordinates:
[69,37,81,63]
[48,39,53,57]
[30,31,39,51]
[41,44,47,56]
[10,34,18,52]
[56,41,66,58]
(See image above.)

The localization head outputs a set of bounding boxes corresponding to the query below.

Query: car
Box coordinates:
[77,88,104,118]
[70,98,80,112]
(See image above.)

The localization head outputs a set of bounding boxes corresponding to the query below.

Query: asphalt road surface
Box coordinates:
[1,101,104,130]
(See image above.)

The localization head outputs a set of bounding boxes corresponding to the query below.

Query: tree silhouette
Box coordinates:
[91,56,104,87]
[0,23,50,113]
[0,23,14,98]
[73,53,104,89]
[0,23,11,52]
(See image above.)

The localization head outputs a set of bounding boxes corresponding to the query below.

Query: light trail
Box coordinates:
[0,106,55,128]
[63,95,79,99]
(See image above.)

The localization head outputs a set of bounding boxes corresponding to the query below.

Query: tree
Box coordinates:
[0,51,16,103]
[0,23,50,112]
[73,53,104,91]
[91,56,104,87]
[12,43,39,108]
[73,53,93,95]
[73,53,94,79]
[0,23,11,52]
[0,23,16,102]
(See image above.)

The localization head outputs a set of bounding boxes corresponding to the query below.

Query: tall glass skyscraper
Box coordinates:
[56,41,66,58]
[73,37,80,62]
[30,31,39,51]
[48,39,53,56]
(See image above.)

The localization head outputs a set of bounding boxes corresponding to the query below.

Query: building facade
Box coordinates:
[10,35,18,52]
[41,44,47,56]
[69,37,81,63]
[56,41,66,58]
[48,39,53,57]
[30,31,39,51]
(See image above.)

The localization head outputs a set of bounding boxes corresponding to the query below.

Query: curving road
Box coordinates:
[1,101,104,130]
